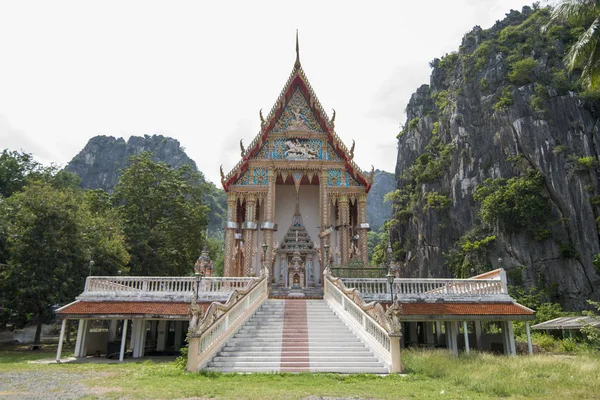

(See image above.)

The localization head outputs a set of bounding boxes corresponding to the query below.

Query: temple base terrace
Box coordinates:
[56,269,535,372]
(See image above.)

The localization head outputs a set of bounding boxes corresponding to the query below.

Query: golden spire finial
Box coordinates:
[294,29,301,69]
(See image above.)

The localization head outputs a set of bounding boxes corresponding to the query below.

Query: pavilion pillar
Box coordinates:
[224,193,238,277]
[131,319,147,358]
[319,169,330,281]
[174,321,183,351]
[424,322,435,345]
[502,321,516,356]
[435,321,443,345]
[119,319,128,362]
[357,193,369,266]
[445,321,458,355]
[463,321,470,354]
[74,319,89,358]
[56,319,67,362]
[474,320,483,350]
[156,320,167,352]
[338,195,350,266]
[525,321,533,355]
[108,319,118,342]
[263,169,277,280]
[243,194,257,276]
[408,322,418,346]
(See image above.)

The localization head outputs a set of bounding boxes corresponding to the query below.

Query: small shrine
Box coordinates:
[277,195,315,288]
[194,246,213,277]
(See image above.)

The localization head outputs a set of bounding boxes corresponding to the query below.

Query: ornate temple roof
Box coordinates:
[221,32,372,192]
[279,195,314,253]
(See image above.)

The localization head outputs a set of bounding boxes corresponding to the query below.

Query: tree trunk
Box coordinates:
[34,314,43,345]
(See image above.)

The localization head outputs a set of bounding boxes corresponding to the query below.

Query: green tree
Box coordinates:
[0,182,129,343]
[113,152,208,276]
[0,150,43,197]
[548,0,600,89]
[0,150,81,198]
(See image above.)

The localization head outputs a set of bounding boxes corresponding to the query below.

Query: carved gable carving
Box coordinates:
[272,88,323,133]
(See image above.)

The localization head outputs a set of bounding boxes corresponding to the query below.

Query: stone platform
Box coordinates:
[269,287,324,299]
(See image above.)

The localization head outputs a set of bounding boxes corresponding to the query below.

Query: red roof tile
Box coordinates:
[385,302,534,316]
[57,301,210,317]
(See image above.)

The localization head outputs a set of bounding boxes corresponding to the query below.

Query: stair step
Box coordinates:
[207,361,385,368]
[204,299,386,374]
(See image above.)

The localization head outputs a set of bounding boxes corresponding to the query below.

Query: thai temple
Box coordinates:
[57,35,535,373]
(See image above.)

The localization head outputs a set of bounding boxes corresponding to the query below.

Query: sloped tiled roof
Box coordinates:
[57,301,208,317]
[384,302,534,316]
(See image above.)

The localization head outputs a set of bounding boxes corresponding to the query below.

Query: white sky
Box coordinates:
[0,0,534,185]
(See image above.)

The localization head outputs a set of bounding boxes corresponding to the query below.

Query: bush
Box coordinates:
[559,242,579,259]
[594,254,600,273]
[174,345,188,370]
[560,337,578,352]
[423,192,451,212]
[446,233,496,278]
[508,58,538,85]
[480,78,489,92]
[493,87,514,111]
[474,170,551,233]
[531,333,557,351]
[552,145,567,155]
[529,84,547,112]
[432,90,451,111]
[571,155,597,170]
[408,117,420,131]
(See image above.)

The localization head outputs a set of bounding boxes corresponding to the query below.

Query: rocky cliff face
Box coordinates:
[393,6,600,309]
[67,135,197,191]
[366,170,395,232]
[66,135,226,236]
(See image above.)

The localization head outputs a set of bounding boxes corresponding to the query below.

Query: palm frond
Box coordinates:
[545,0,597,30]
[565,17,600,70]
[583,40,600,88]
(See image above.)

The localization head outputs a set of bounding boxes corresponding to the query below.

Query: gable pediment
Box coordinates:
[222,59,372,192]
[271,88,324,134]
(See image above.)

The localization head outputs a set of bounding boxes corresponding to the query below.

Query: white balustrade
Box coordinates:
[341,278,507,301]
[188,273,269,371]
[80,276,255,302]
[324,276,399,373]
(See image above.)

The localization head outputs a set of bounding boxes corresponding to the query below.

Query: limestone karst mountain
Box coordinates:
[392,6,600,309]
[366,169,395,232]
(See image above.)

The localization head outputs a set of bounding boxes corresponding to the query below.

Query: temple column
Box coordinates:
[262,169,277,280]
[243,194,257,276]
[338,194,350,266]
[357,193,369,266]
[224,192,238,277]
[319,169,329,281]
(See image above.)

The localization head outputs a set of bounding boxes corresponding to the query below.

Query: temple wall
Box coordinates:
[273,184,321,285]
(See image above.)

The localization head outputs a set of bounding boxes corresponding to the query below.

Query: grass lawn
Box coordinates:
[1,344,599,399]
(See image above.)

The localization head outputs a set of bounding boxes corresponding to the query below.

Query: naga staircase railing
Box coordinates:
[186,267,269,372]
[323,268,403,373]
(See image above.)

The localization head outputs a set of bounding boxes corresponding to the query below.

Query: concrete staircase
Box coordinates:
[205,299,388,373]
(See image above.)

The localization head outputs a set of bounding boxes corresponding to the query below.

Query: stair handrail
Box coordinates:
[186,267,269,372]
[323,267,403,373]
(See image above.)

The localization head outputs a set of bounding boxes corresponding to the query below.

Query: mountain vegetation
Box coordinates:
[391,4,600,310]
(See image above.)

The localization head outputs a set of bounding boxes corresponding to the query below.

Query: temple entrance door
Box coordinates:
[292,273,300,287]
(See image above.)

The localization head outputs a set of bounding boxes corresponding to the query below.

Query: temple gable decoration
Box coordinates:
[221,33,372,191]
